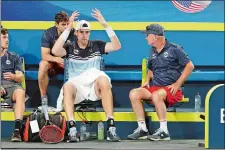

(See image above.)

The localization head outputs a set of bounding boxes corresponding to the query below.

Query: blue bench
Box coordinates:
[22,58,224,112]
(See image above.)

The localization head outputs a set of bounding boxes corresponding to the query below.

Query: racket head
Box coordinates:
[39,125,64,144]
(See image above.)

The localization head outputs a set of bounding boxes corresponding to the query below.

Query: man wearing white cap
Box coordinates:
[52,9,121,142]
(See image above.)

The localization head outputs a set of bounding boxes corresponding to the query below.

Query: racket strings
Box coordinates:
[40,126,63,143]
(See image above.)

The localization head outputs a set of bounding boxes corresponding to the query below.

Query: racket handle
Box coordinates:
[43,106,50,121]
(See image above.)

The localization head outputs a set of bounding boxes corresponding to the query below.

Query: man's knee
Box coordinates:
[13,89,25,102]
[63,83,76,97]
[129,88,142,101]
[96,76,111,90]
[151,89,166,104]
[39,60,49,72]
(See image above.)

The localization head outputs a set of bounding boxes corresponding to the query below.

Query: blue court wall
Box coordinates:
[2,1,224,66]
[2,1,224,22]
[7,30,224,66]
[1,1,224,109]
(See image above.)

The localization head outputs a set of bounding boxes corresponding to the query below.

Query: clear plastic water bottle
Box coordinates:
[195,92,201,112]
[98,120,104,140]
[100,58,105,71]
[85,122,90,140]
[41,95,48,112]
[80,120,87,141]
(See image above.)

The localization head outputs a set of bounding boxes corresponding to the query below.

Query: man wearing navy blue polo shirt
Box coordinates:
[1,27,26,142]
[127,24,194,141]
[38,11,75,108]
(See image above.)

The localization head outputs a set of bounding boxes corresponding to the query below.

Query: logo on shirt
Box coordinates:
[152,53,156,59]
[66,40,71,43]
[89,48,93,53]
[164,52,169,58]
[6,60,11,65]
[73,49,79,53]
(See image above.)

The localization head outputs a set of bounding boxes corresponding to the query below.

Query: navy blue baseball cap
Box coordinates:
[141,24,164,36]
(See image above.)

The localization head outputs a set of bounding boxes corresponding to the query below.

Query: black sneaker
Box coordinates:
[67,127,80,142]
[147,128,170,141]
[11,129,22,142]
[127,127,149,140]
[107,127,121,142]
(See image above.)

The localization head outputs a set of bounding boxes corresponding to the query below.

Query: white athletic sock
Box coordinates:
[137,120,148,132]
[160,120,168,134]
[107,116,114,120]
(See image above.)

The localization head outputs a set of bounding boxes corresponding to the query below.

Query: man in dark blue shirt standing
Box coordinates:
[1,27,26,142]
[39,11,75,108]
[127,24,194,141]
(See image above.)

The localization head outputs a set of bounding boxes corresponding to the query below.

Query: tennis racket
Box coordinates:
[39,106,64,143]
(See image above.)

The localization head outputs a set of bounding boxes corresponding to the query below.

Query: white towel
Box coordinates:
[56,68,111,112]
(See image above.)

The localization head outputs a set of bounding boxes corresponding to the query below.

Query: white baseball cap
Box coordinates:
[75,20,91,30]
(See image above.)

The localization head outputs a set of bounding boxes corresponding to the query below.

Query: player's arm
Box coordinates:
[3,71,24,83]
[141,60,153,87]
[13,71,24,83]
[176,61,194,86]
[3,55,24,83]
[91,8,121,53]
[52,11,79,57]
[175,48,194,86]
[2,70,24,83]
[146,70,153,84]
[14,55,24,83]
[41,47,59,62]
[167,48,194,95]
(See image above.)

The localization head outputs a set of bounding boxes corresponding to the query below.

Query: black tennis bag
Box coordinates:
[22,109,67,142]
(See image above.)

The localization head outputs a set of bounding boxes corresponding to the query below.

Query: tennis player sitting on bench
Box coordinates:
[1,26,26,142]
[52,9,122,142]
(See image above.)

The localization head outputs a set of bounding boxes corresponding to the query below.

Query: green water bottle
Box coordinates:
[98,120,104,140]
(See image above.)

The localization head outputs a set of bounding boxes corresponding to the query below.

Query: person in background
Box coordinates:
[38,11,75,109]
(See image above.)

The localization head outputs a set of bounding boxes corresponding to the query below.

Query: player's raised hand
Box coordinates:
[91,8,108,28]
[68,11,80,29]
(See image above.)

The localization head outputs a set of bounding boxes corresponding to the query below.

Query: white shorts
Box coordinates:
[66,68,112,104]
[56,68,112,111]
[68,80,98,104]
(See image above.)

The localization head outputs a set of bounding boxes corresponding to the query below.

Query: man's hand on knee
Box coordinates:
[1,86,6,96]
